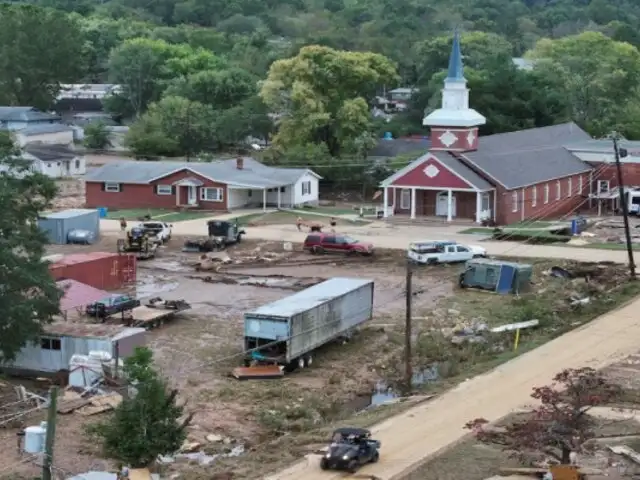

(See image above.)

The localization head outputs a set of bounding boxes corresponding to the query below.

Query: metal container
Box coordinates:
[48,252,136,290]
[244,277,374,365]
[38,209,100,245]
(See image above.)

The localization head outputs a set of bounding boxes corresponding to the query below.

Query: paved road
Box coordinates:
[264,298,640,480]
[100,218,630,263]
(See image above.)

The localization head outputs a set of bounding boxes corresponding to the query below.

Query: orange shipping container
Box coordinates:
[49,252,136,291]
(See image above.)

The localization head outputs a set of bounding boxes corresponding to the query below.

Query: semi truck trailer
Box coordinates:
[243,277,374,371]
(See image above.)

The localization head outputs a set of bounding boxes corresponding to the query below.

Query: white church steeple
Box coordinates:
[423,30,485,151]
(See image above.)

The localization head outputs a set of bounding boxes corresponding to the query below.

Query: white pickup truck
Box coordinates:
[408,240,487,265]
[139,222,172,243]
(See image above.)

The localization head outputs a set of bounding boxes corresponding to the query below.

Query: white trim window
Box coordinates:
[544,183,549,204]
[597,180,610,193]
[556,180,561,200]
[512,191,518,212]
[104,182,120,193]
[567,178,572,197]
[301,181,311,196]
[579,176,583,194]
[156,184,172,195]
[400,189,411,209]
[531,186,537,207]
[200,187,223,202]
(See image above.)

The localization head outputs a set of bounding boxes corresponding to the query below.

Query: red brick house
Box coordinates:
[84,157,321,211]
[379,32,621,225]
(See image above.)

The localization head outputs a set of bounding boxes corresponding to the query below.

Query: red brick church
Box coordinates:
[380,31,640,224]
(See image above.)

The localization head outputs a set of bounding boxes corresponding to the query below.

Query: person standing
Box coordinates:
[120,217,127,232]
[296,216,303,231]
[330,217,337,232]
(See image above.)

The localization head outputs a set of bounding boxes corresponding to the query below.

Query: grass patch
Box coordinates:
[507,220,559,228]
[106,208,216,222]
[299,205,358,215]
[577,242,640,251]
[459,227,494,235]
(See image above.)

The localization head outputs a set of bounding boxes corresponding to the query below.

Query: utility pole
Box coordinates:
[613,133,636,279]
[405,261,413,391]
[42,386,58,480]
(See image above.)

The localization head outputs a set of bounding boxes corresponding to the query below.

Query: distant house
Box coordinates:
[14,123,74,147]
[3,323,145,377]
[23,144,86,177]
[84,156,322,211]
[56,84,121,114]
[0,106,61,131]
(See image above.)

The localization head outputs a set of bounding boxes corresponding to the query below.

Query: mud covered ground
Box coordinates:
[2,236,635,479]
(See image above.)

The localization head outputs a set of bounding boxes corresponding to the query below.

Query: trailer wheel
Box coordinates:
[297,357,305,369]
[305,354,313,367]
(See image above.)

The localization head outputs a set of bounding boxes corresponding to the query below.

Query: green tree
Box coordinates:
[166,68,257,109]
[0,132,62,361]
[126,96,214,158]
[260,45,398,157]
[108,38,224,118]
[84,122,112,150]
[526,31,640,136]
[89,347,190,467]
[0,5,86,108]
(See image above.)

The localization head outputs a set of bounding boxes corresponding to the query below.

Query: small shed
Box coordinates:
[38,208,100,245]
[57,279,110,320]
[4,323,146,377]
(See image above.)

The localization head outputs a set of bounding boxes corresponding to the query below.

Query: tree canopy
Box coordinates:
[0,133,62,362]
[260,45,398,156]
[3,0,640,170]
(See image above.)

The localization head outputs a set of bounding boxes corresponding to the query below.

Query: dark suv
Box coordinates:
[303,233,374,255]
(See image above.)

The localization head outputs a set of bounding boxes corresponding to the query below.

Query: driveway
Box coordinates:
[99,219,630,263]
[265,297,640,480]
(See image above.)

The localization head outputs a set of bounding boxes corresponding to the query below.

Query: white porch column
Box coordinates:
[277,188,281,209]
[410,188,416,219]
[383,187,388,218]
[475,191,482,224]
[447,189,453,222]
[263,188,267,212]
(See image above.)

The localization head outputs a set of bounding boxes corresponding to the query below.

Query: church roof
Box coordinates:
[462,122,593,190]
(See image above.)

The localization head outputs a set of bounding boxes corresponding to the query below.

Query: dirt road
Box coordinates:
[100,218,629,263]
[264,297,640,480]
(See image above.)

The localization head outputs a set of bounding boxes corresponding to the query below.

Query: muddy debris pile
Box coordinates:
[195,246,293,272]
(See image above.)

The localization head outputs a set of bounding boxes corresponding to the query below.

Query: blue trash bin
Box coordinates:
[570,219,579,235]
[97,207,108,218]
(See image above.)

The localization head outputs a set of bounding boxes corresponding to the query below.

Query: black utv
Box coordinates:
[320,427,380,473]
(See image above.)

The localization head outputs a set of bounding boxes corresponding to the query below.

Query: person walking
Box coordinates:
[120,217,127,232]
[296,216,303,231]
[330,217,337,232]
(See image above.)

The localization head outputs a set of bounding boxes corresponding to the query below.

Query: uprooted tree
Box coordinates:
[465,367,623,464]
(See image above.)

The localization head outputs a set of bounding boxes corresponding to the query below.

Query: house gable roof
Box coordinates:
[381,151,494,191]
[18,124,73,136]
[0,106,61,123]
[84,157,321,189]
[24,144,77,162]
[461,122,593,190]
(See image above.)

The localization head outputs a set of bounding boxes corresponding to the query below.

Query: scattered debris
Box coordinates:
[609,445,640,465]
[231,365,284,380]
[57,389,122,416]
